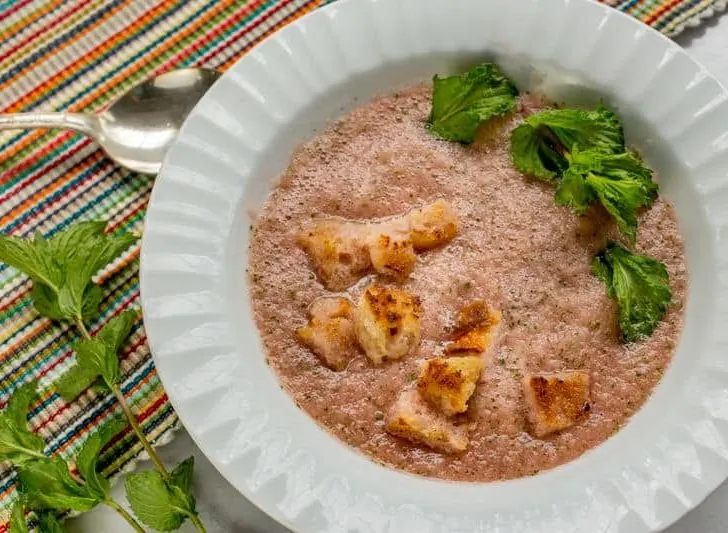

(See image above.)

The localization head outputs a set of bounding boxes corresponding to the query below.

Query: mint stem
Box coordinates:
[75,318,170,480]
[105,498,146,533]
[189,513,208,533]
[74,318,92,340]
[109,383,170,480]
[75,318,208,533]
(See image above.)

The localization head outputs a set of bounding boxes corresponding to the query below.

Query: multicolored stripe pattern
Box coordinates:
[0,0,722,526]
[607,0,726,34]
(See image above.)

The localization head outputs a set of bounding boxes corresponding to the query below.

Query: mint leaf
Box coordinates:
[37,513,66,533]
[0,381,45,465]
[17,457,102,512]
[9,502,29,533]
[54,311,138,401]
[511,106,624,181]
[170,456,195,495]
[0,233,63,291]
[510,122,568,181]
[125,469,197,531]
[75,311,136,386]
[75,417,126,499]
[30,284,66,321]
[592,243,672,343]
[554,165,595,213]
[428,63,518,143]
[555,148,657,242]
[0,222,136,322]
[54,364,106,402]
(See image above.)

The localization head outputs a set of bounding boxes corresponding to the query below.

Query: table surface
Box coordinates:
[69,13,728,533]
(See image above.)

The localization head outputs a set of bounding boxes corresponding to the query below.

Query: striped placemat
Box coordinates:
[0,0,724,526]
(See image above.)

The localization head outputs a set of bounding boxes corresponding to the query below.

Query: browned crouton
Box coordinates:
[354,284,422,364]
[295,297,357,371]
[385,390,468,453]
[417,356,483,415]
[409,200,459,251]
[298,202,459,289]
[367,220,417,282]
[523,372,591,438]
[296,220,371,291]
[445,300,503,356]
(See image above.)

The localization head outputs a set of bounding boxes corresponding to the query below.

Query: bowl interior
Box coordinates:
[223,48,714,432]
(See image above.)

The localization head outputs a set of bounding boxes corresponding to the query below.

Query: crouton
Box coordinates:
[295,297,357,371]
[298,202,460,289]
[445,300,503,356]
[354,284,422,364]
[296,220,371,291]
[385,390,468,453]
[367,220,417,282]
[523,371,591,438]
[417,356,483,415]
[409,200,459,251]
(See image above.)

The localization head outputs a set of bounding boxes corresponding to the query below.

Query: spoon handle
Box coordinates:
[0,112,97,137]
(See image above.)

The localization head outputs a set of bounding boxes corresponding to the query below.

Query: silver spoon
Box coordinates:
[0,67,221,174]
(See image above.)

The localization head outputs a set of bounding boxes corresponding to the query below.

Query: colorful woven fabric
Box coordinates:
[0,0,723,528]
[606,0,726,34]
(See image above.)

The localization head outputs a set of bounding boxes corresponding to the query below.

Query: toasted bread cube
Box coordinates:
[367,220,417,282]
[523,371,591,438]
[295,297,357,371]
[297,220,371,291]
[409,200,459,251]
[354,284,422,364]
[445,300,503,356]
[386,390,468,453]
[417,356,483,415]
[454,300,490,331]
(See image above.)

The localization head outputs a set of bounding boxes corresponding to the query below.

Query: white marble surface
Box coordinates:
[70,12,728,533]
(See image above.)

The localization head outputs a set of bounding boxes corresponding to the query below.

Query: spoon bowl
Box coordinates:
[0,68,221,174]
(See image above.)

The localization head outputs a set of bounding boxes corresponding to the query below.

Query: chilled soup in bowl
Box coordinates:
[247,63,686,482]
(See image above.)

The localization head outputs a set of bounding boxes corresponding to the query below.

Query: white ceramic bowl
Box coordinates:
[140,0,728,531]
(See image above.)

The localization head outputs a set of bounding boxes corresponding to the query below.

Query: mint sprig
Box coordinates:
[0,221,207,532]
[0,222,135,321]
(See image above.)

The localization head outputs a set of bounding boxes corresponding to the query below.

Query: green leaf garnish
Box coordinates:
[510,106,624,181]
[54,364,105,402]
[75,417,127,499]
[37,513,66,533]
[0,222,136,322]
[17,457,102,513]
[592,243,672,343]
[55,311,138,401]
[0,381,45,465]
[428,62,518,143]
[124,465,198,532]
[170,456,196,495]
[555,148,657,242]
[9,502,29,533]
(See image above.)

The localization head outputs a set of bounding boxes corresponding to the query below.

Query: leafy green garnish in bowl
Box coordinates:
[428,62,519,143]
[592,243,672,343]
[555,148,658,242]
[510,106,624,181]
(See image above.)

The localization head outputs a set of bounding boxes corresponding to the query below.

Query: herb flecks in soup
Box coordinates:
[247,63,686,482]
